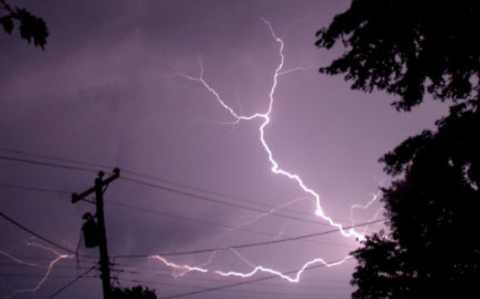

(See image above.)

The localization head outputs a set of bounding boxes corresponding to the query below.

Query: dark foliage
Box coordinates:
[0,0,48,49]
[111,285,157,299]
[316,1,480,297]
[351,102,480,298]
[316,0,480,111]
[351,233,412,299]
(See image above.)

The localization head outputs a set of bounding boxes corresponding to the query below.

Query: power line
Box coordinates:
[0,155,97,173]
[0,147,312,215]
[115,218,385,259]
[0,147,356,224]
[0,261,97,270]
[0,183,71,195]
[109,262,351,288]
[0,147,110,169]
[109,261,353,297]
[44,265,97,299]
[0,150,352,229]
[114,277,349,298]
[0,181,284,238]
[0,148,384,248]
[0,149,378,297]
[0,211,78,255]
[0,273,97,279]
[0,210,95,258]
[104,200,271,236]
[104,200,354,249]
[121,176,334,228]
[0,255,97,264]
[0,180,278,236]
[0,182,355,249]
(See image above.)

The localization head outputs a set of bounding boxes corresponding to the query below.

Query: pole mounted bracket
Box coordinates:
[71,168,120,204]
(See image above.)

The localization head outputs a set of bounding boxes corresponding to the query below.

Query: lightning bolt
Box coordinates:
[0,240,74,298]
[214,256,353,282]
[349,178,386,234]
[0,251,43,268]
[149,248,251,278]
[149,251,218,278]
[178,19,365,241]
[349,191,381,221]
[150,252,352,283]
[349,190,382,231]
[134,18,372,284]
[278,66,317,76]
[150,248,352,283]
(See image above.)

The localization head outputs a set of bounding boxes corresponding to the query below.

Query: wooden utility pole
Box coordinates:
[72,168,120,299]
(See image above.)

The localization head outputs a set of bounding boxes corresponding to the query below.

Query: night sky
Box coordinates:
[0,1,448,298]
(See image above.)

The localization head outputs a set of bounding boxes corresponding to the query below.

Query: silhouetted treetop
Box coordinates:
[316,0,480,111]
[351,232,412,299]
[0,0,48,49]
[351,101,480,298]
[112,285,157,299]
[381,101,480,178]
[320,1,480,297]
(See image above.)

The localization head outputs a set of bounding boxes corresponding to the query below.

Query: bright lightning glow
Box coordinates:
[349,191,381,224]
[278,66,317,76]
[150,253,213,277]
[150,252,352,283]
[219,248,352,282]
[0,251,43,268]
[349,179,386,234]
[150,248,260,278]
[214,255,353,282]
[0,240,74,298]
[178,19,365,241]
[146,19,372,283]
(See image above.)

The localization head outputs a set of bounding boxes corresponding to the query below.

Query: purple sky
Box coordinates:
[0,1,448,298]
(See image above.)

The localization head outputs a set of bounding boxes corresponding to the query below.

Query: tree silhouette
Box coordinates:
[111,285,157,299]
[316,0,480,111]
[316,0,480,298]
[352,102,480,298]
[0,0,48,49]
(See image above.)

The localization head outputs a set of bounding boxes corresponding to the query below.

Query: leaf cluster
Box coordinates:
[316,0,480,111]
[0,0,48,49]
[317,1,480,297]
[351,102,480,298]
[111,285,157,299]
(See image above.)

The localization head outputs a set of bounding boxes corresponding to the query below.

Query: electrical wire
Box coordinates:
[0,147,314,215]
[0,146,382,297]
[109,262,351,288]
[121,176,335,228]
[0,147,368,226]
[0,150,361,229]
[0,211,77,255]
[0,211,94,258]
[0,155,96,173]
[113,276,349,298]
[0,183,71,195]
[104,199,355,249]
[44,265,97,299]
[0,273,97,280]
[114,218,385,259]
[0,182,356,249]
